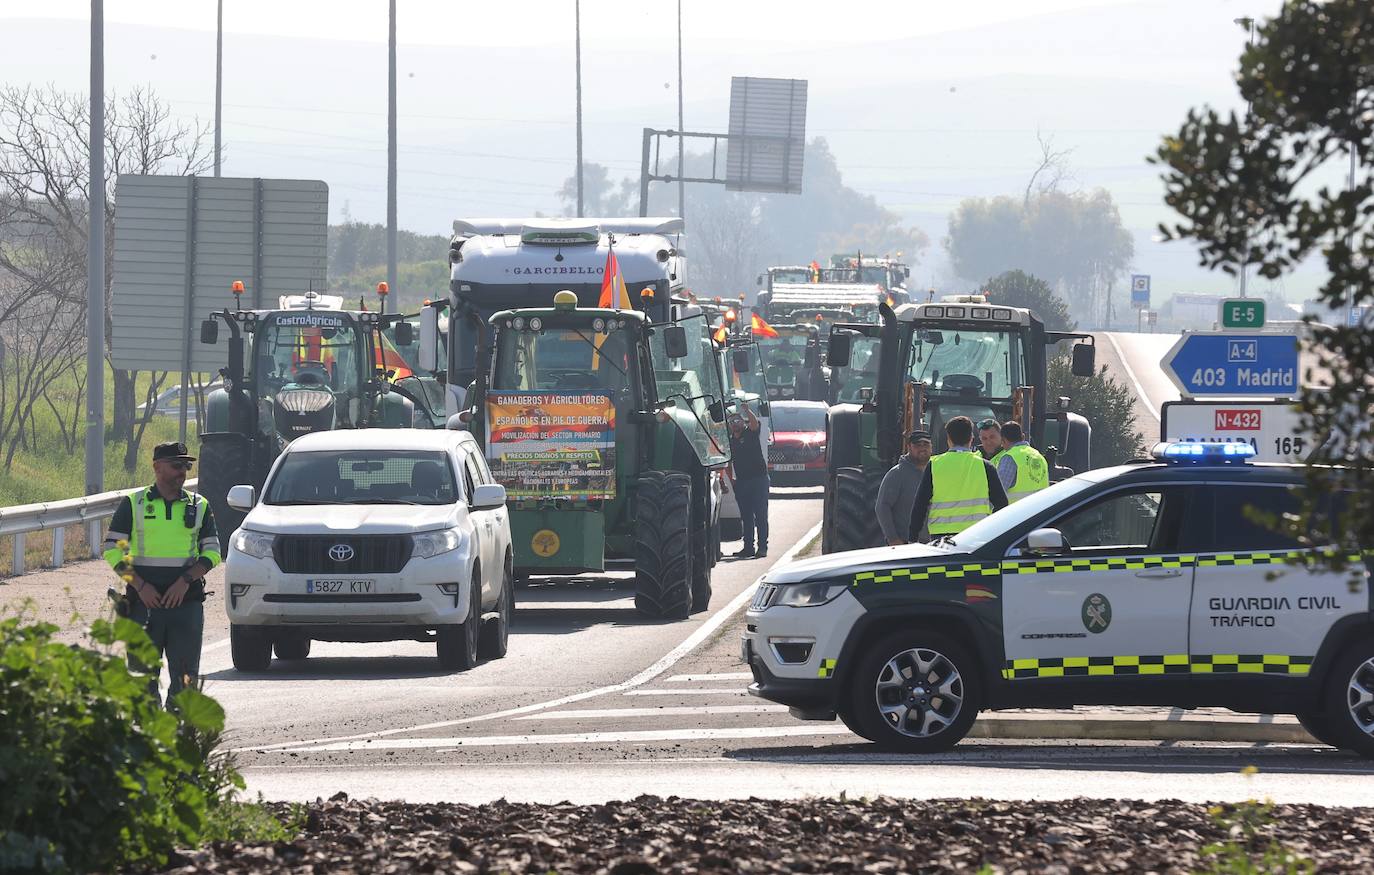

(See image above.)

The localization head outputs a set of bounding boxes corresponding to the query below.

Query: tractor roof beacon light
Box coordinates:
[641,286,656,301]
[1151,441,1257,465]
[231,279,245,311]
[724,308,737,324]
[376,281,389,315]
[553,290,578,311]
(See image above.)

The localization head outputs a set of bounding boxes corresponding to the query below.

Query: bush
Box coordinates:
[1048,352,1144,468]
[0,613,247,872]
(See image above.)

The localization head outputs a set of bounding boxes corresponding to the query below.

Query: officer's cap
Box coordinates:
[153,441,196,462]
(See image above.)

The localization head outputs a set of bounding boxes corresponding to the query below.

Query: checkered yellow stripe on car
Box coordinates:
[1001,555,1189,574]
[1002,654,1312,680]
[853,563,999,585]
[817,658,838,679]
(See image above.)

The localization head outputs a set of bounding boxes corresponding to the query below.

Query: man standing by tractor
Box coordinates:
[909,416,1009,542]
[728,401,769,559]
[997,420,1050,502]
[977,418,1005,464]
[876,430,933,546]
[102,442,221,706]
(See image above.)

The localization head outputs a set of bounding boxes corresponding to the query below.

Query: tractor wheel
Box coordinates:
[633,471,693,620]
[833,467,883,553]
[690,511,713,615]
[198,434,255,539]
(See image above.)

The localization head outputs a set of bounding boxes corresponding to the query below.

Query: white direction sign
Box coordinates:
[1160,399,1311,463]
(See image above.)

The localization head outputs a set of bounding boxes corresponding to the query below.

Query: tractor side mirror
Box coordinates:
[731,348,751,373]
[1071,342,1096,377]
[663,324,689,359]
[419,306,439,372]
[394,320,414,346]
[708,400,726,423]
[858,386,874,402]
[200,319,219,345]
[827,332,852,368]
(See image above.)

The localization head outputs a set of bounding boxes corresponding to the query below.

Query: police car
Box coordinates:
[743,443,1374,755]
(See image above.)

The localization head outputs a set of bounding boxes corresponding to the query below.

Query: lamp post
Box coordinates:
[387,0,397,294]
[214,0,222,176]
[575,0,584,218]
[86,0,105,498]
[1234,16,1256,298]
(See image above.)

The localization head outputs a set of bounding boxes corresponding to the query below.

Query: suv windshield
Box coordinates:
[910,326,1023,399]
[492,324,632,393]
[266,450,458,505]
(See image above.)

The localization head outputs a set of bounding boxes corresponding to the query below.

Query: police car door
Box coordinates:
[1191,484,1364,677]
[1003,487,1192,681]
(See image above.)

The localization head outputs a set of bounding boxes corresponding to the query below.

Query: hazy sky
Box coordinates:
[4,0,1315,303]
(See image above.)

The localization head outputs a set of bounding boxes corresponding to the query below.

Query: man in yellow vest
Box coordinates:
[103,441,222,706]
[996,420,1050,502]
[909,416,1009,542]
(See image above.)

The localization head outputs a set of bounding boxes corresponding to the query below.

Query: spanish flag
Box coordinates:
[598,244,632,309]
[751,312,779,338]
[712,320,729,345]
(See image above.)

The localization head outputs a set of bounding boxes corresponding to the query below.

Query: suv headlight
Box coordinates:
[775,582,849,608]
[233,529,275,560]
[412,528,463,559]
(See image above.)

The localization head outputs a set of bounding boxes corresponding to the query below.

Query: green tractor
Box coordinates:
[196,292,445,535]
[463,291,732,619]
[822,296,1097,553]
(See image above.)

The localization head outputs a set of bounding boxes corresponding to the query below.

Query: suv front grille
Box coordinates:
[751,583,779,611]
[273,535,413,574]
[770,444,823,464]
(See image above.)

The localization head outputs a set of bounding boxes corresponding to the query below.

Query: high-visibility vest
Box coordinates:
[989,448,1009,469]
[1006,443,1049,502]
[927,451,993,535]
[105,488,221,572]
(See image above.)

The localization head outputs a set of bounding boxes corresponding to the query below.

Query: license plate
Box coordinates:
[306,579,376,594]
[772,463,806,471]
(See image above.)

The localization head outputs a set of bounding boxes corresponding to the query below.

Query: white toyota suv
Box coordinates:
[224,429,513,672]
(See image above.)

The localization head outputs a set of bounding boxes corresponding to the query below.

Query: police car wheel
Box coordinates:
[850,630,981,752]
[1323,644,1374,758]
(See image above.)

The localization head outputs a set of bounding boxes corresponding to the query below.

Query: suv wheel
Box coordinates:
[1322,643,1374,758]
[1295,710,1341,748]
[478,559,513,660]
[848,630,981,753]
[273,635,311,661]
[437,573,481,671]
[230,624,272,672]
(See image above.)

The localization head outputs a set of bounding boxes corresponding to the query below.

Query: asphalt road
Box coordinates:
[1094,331,1182,432]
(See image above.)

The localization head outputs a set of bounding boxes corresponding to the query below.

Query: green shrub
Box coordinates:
[0,614,235,872]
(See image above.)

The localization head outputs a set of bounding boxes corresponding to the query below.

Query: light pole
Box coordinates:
[575,0,584,218]
[676,0,685,222]
[387,0,397,294]
[1234,16,1256,298]
[214,0,222,176]
[86,0,105,498]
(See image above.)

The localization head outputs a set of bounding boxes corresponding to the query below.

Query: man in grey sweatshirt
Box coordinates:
[876,430,933,546]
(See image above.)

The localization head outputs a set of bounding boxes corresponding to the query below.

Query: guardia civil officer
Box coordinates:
[909,416,1009,542]
[103,441,221,706]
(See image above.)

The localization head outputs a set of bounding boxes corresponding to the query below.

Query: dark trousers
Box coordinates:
[736,475,770,552]
[129,600,204,707]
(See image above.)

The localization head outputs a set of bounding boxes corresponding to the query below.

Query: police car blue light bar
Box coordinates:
[1150,441,1257,463]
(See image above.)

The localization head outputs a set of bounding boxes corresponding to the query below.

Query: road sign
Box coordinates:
[1351,306,1365,327]
[1161,399,1310,463]
[1161,332,1300,397]
[1130,274,1150,309]
[1219,298,1265,329]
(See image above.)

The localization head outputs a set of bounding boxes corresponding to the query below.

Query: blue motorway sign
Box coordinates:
[1161,332,1300,397]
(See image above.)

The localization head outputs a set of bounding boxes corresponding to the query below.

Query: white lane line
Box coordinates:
[623,688,749,697]
[276,724,849,753]
[513,705,787,721]
[204,637,230,652]
[234,520,824,753]
[664,672,754,682]
[1102,331,1159,422]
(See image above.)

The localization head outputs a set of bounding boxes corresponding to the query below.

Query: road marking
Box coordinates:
[1103,331,1159,421]
[233,520,824,754]
[665,672,754,682]
[275,723,850,753]
[204,637,230,652]
[624,688,749,696]
[513,705,787,721]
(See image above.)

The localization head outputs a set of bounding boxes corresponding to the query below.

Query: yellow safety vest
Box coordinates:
[104,488,221,572]
[927,450,992,535]
[1006,443,1050,502]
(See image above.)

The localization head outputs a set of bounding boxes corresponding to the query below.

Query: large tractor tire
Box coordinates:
[690,510,713,615]
[633,471,693,620]
[831,467,884,553]
[198,433,255,539]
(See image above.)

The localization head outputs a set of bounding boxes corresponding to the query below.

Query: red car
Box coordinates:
[766,401,828,486]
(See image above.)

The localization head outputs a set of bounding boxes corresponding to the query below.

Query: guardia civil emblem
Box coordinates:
[1082,593,1112,633]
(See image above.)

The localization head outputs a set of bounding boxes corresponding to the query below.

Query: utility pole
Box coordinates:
[214,0,222,176]
[676,0,685,222]
[387,0,397,294]
[575,0,584,218]
[1235,16,1256,298]
[86,0,106,497]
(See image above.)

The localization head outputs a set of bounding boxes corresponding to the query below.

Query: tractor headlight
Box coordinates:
[775,582,848,608]
[412,527,463,559]
[233,529,275,560]
[528,317,543,332]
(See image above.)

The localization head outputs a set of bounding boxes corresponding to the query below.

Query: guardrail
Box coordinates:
[0,479,197,577]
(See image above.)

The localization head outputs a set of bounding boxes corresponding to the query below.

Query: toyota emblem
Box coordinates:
[328,543,355,563]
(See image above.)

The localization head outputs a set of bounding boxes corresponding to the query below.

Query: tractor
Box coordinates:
[821,296,1097,553]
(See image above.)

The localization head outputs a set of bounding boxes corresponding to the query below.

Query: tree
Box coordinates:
[982,270,1075,332]
[1048,354,1144,469]
[0,85,212,473]
[1152,0,1372,570]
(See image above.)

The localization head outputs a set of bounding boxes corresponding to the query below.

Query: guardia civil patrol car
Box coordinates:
[743,443,1374,755]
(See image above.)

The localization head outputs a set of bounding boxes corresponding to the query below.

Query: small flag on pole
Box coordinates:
[598,239,632,309]
[713,321,729,345]
[751,312,779,338]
